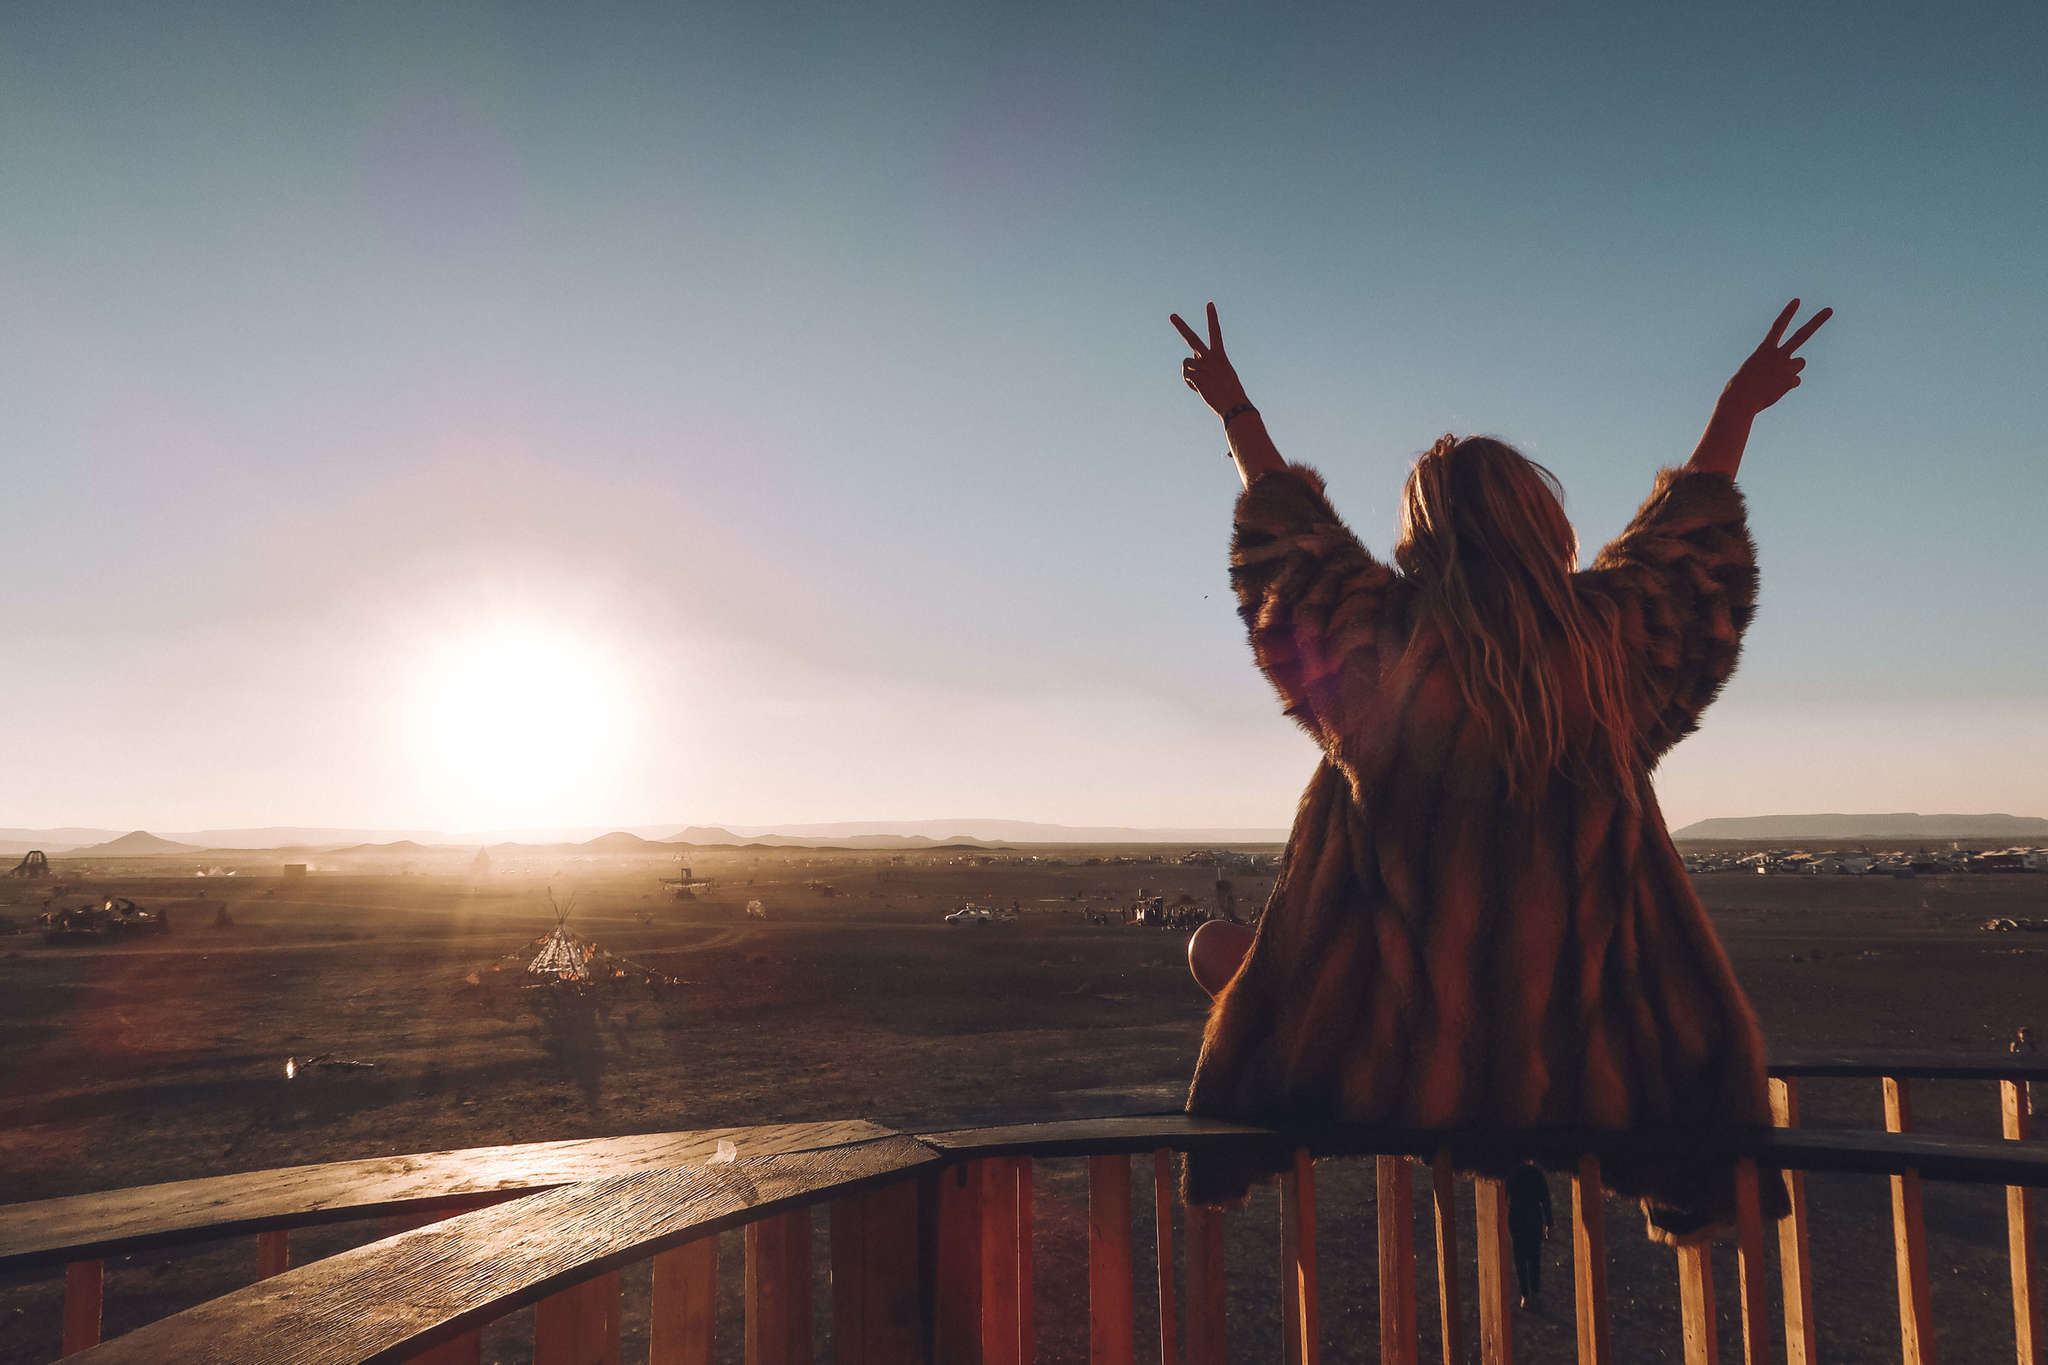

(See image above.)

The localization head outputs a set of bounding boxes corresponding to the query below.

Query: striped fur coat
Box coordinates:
[1186,463,1778,1236]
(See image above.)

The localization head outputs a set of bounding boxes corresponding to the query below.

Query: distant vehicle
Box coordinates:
[944,903,1015,925]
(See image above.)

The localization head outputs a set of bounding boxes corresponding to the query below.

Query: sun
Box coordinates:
[411,622,626,825]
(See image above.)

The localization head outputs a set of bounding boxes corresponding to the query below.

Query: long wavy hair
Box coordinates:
[1393,435,1637,797]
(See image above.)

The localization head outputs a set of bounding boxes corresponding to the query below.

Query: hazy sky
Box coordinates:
[3,2,2043,834]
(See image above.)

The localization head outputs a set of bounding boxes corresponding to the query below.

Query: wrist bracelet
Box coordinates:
[1222,403,1258,427]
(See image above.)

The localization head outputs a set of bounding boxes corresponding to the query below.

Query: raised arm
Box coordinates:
[1686,299,1833,478]
[1172,302,1284,489]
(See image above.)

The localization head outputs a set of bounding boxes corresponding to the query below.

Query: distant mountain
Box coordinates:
[332,840,434,856]
[166,826,451,850]
[667,819,1289,846]
[61,830,205,857]
[0,827,119,850]
[581,831,667,851]
[1674,813,2048,842]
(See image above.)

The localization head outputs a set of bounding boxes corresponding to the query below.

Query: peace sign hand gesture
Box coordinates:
[1172,302,1251,421]
[1724,299,1833,417]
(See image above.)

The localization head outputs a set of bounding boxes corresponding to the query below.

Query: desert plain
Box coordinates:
[2,843,2044,1363]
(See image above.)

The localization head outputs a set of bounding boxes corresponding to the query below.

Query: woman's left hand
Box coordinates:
[1172,302,1251,419]
[1724,299,1832,416]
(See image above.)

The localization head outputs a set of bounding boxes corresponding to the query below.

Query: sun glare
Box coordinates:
[411,623,628,826]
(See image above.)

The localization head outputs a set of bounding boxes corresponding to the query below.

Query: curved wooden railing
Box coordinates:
[2,1050,2044,1364]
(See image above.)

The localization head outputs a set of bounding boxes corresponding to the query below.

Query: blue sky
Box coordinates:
[3,2,2042,832]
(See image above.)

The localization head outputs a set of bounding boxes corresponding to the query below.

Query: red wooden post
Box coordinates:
[1432,1151,1465,1365]
[1154,1150,1177,1365]
[746,1208,813,1365]
[1885,1077,1940,1365]
[2004,1079,2043,1365]
[1475,1177,1514,1365]
[1734,1161,1772,1365]
[533,1269,622,1365]
[1283,1149,1320,1365]
[61,1259,102,1357]
[1377,1155,1416,1365]
[1184,1203,1227,1365]
[1770,1077,1817,1365]
[937,1162,984,1365]
[257,1228,290,1279]
[832,1178,921,1365]
[1572,1155,1611,1365]
[1677,1244,1719,1365]
[652,1236,717,1365]
[1089,1154,1136,1365]
[981,1158,1022,1365]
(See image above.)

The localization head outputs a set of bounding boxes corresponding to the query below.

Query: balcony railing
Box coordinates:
[2,1050,2043,1364]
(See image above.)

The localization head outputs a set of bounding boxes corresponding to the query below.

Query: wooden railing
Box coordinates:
[2,1051,2043,1364]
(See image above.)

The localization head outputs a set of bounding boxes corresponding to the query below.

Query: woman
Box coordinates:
[1172,298,1830,1239]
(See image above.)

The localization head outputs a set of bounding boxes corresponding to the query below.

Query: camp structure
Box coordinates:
[10,849,49,878]
[37,897,171,944]
[461,891,682,1013]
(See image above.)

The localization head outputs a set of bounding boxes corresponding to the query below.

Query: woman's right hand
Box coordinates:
[1172,302,1251,420]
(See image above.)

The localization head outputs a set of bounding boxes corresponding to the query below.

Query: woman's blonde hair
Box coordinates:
[1394,435,1637,797]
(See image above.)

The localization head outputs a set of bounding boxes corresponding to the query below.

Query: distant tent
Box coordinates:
[11,850,49,879]
[528,922,593,980]
[472,846,492,876]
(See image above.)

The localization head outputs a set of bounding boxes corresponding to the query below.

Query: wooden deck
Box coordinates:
[2,1050,2042,1364]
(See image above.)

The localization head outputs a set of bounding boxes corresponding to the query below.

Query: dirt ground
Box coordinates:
[1,848,2044,1362]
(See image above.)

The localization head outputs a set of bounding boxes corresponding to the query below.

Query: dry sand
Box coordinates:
[1,849,2042,1362]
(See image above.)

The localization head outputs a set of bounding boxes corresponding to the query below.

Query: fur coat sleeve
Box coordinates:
[1228,464,1409,785]
[1581,468,1759,765]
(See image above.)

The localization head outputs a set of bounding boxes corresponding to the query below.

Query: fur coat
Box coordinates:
[1186,463,1779,1235]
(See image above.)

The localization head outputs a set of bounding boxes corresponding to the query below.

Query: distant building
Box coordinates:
[281,864,307,879]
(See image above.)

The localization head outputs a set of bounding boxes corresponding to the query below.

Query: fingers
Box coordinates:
[1764,299,1800,347]
[1782,306,1833,354]
[1206,301,1224,352]
[1170,313,1208,355]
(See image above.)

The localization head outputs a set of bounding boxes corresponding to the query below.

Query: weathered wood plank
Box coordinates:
[746,1208,812,1365]
[921,1116,1281,1159]
[1378,1155,1416,1365]
[2,1120,893,1270]
[1475,1177,1513,1365]
[1733,1161,1770,1365]
[1677,1244,1718,1365]
[1571,1155,1610,1365]
[935,1162,982,1365]
[62,1258,101,1356]
[1886,1077,1939,1365]
[651,1236,717,1365]
[1431,1151,1464,1365]
[67,1136,936,1365]
[1183,1203,1226,1365]
[1153,1151,1176,1365]
[927,1115,2048,1186]
[981,1159,1022,1365]
[1088,1154,1135,1365]
[1769,1078,1816,1365]
[2004,1080,2042,1365]
[1770,1049,2048,1082]
[533,1269,620,1365]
